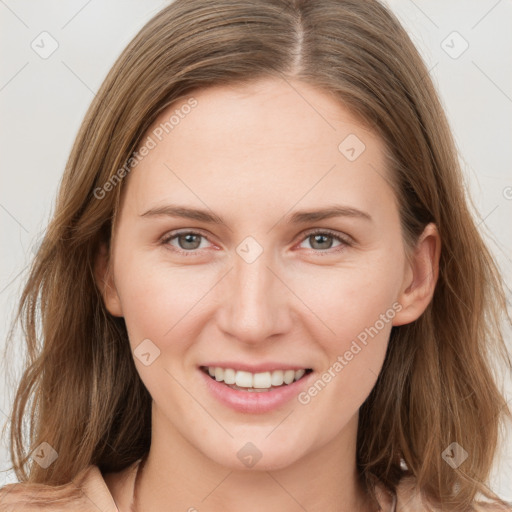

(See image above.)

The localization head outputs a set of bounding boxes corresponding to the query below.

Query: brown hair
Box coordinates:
[2,0,511,510]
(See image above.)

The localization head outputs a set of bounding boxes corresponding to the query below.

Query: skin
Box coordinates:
[96,78,440,512]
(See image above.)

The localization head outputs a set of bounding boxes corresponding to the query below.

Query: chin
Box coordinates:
[201,437,308,472]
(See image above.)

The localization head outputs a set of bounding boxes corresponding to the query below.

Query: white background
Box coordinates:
[1,0,511,502]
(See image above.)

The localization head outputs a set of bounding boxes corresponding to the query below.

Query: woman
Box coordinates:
[1,0,511,510]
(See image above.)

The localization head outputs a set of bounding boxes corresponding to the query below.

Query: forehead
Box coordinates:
[119,78,395,219]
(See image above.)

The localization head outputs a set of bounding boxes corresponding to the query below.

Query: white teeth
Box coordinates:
[271,370,284,386]
[235,370,253,388]
[223,368,236,385]
[203,366,309,389]
[283,370,295,385]
[253,372,271,389]
[294,369,305,380]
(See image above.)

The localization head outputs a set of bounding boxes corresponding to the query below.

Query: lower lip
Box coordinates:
[199,368,313,414]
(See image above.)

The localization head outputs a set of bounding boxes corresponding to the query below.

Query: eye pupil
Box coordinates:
[179,233,201,250]
[310,234,333,250]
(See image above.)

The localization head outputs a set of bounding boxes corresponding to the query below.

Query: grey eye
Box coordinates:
[299,232,345,251]
[176,233,203,250]
[308,233,335,250]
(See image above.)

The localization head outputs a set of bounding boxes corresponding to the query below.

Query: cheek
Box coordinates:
[292,263,398,431]
[290,250,403,350]
[113,250,215,352]
[113,254,213,411]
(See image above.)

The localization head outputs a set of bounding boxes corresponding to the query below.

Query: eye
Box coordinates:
[297,229,351,253]
[160,228,352,257]
[161,230,212,255]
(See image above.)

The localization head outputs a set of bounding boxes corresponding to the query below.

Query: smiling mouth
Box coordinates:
[200,366,313,392]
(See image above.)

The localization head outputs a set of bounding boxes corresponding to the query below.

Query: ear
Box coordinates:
[94,242,124,317]
[392,222,441,326]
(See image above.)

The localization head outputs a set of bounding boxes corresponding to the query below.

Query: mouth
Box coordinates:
[199,365,313,393]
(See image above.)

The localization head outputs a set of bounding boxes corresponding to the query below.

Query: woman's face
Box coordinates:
[98,78,436,471]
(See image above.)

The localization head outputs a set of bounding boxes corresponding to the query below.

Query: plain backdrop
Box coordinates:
[1,0,511,501]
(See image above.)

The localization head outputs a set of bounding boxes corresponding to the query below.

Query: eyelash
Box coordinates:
[160,229,352,257]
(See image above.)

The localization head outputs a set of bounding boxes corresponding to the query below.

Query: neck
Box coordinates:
[133,406,374,512]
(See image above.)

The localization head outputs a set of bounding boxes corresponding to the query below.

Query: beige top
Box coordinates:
[0,459,510,511]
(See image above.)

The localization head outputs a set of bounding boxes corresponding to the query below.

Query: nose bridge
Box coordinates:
[217,238,291,342]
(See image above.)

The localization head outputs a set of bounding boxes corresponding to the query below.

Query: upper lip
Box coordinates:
[200,362,313,373]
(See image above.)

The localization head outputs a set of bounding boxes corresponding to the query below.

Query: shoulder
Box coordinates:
[375,475,512,512]
[471,502,512,512]
[0,465,119,512]
[397,476,512,512]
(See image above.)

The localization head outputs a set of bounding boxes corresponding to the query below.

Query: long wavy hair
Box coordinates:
[2,0,511,510]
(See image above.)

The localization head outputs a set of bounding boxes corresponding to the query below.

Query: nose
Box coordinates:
[216,241,294,346]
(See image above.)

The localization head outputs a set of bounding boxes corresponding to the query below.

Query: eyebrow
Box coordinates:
[140,204,372,224]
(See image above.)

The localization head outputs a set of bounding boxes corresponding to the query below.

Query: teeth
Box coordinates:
[283,369,295,385]
[223,368,236,385]
[203,366,309,389]
[235,370,253,388]
[270,371,284,387]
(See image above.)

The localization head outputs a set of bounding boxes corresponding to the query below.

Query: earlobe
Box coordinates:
[94,242,124,317]
[392,223,441,326]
